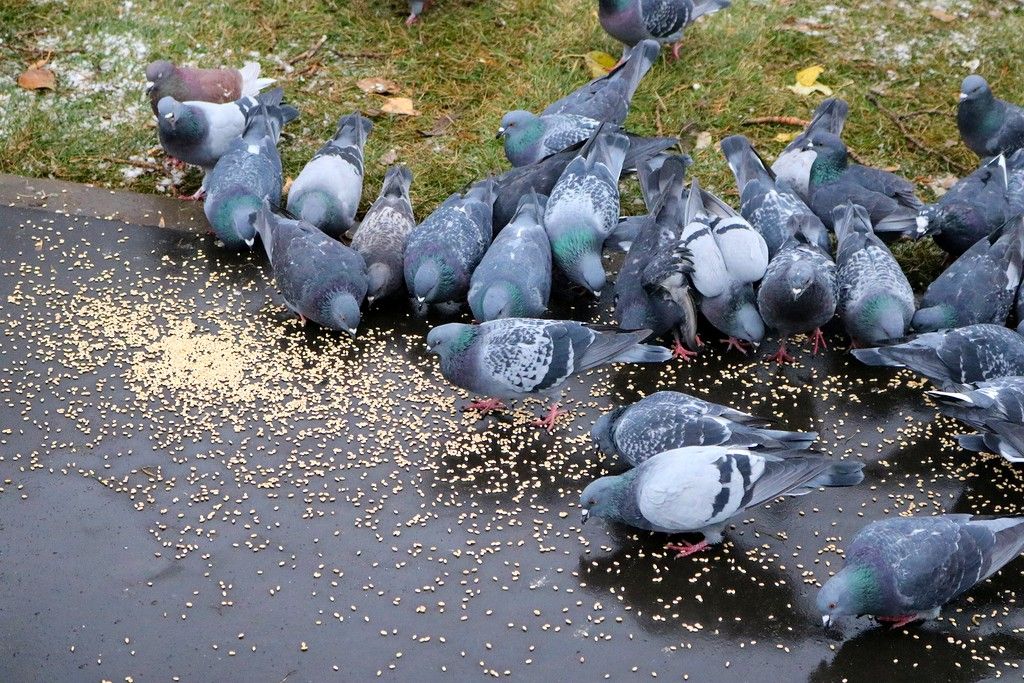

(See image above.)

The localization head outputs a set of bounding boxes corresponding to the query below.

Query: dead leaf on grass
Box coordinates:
[357,77,402,95]
[18,67,55,91]
[381,97,419,116]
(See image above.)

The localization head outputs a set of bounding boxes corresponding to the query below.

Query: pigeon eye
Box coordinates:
[828,602,836,609]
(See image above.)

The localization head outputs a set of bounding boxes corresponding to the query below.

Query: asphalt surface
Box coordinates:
[2,197,1024,682]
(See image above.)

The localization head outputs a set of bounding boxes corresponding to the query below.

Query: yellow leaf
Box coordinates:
[584,51,617,78]
[381,97,419,116]
[773,131,798,143]
[795,65,825,87]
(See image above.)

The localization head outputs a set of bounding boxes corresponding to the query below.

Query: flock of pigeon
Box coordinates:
[141,0,1024,632]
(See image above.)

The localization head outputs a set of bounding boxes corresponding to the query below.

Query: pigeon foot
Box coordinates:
[810,328,828,355]
[532,403,568,432]
[672,337,698,361]
[768,342,796,364]
[665,539,709,558]
[464,398,506,415]
[876,614,920,629]
[721,337,751,355]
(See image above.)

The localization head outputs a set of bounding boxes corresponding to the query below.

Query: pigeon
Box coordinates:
[818,515,1024,628]
[497,111,602,167]
[756,232,837,363]
[772,98,849,202]
[468,192,552,321]
[833,203,914,345]
[404,179,496,309]
[286,113,373,239]
[720,134,829,257]
[145,60,274,114]
[580,446,862,557]
[425,318,672,430]
[912,217,1024,333]
[681,179,769,353]
[592,390,819,465]
[542,39,660,125]
[202,107,284,249]
[491,131,676,231]
[613,155,700,358]
[544,127,630,295]
[156,88,298,197]
[928,376,1024,462]
[350,165,416,304]
[852,324,1024,384]
[598,0,731,60]
[958,75,1024,158]
[253,202,368,335]
[911,154,1013,256]
[805,132,924,231]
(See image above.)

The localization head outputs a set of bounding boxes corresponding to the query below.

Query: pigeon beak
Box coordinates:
[366,295,376,307]
[495,127,505,139]
[821,615,832,628]
[581,509,590,525]
[243,237,255,248]
[144,81,154,95]
[958,92,968,101]
[345,327,358,338]
[416,296,426,304]
[791,287,804,299]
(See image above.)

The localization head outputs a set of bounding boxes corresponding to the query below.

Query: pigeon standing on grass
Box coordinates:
[597,0,731,60]
[958,75,1024,158]
[833,203,914,345]
[145,60,275,114]
[468,192,552,321]
[425,318,672,430]
[404,179,496,310]
[818,515,1024,628]
[772,98,849,201]
[720,134,829,256]
[254,202,368,335]
[497,111,602,167]
[350,165,416,304]
[928,377,1024,462]
[912,217,1024,333]
[545,127,630,295]
[757,233,837,363]
[287,113,373,239]
[851,324,1024,384]
[805,132,923,231]
[580,447,862,558]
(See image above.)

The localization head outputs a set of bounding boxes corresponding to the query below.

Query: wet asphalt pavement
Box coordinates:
[2,201,1024,682]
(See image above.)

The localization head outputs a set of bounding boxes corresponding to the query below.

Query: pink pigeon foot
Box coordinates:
[464,398,506,415]
[297,312,307,327]
[672,337,698,361]
[671,42,683,61]
[876,614,919,629]
[768,341,796,364]
[665,539,709,558]
[721,337,751,355]
[810,328,828,355]
[405,13,418,25]
[532,403,568,432]
[179,187,205,201]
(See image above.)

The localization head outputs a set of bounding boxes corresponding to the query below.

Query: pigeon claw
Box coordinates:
[721,337,751,355]
[768,342,796,365]
[405,13,418,25]
[463,398,506,415]
[672,337,698,361]
[671,41,683,61]
[532,403,568,432]
[665,539,709,559]
[876,614,919,629]
[810,328,828,355]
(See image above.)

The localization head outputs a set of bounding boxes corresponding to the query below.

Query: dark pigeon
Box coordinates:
[929,376,1024,463]
[958,74,1024,158]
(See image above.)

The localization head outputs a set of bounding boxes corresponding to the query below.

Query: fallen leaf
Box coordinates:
[18,67,55,91]
[773,131,799,143]
[356,77,401,95]
[929,8,956,22]
[283,177,294,195]
[418,113,456,137]
[379,148,399,166]
[694,131,713,150]
[583,51,617,78]
[786,65,832,96]
[381,97,419,116]
[927,174,957,197]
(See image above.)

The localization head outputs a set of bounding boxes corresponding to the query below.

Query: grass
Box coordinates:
[2,0,1023,278]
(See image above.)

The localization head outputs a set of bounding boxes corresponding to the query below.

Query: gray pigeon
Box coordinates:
[202,107,284,249]
[468,192,551,321]
[912,217,1024,333]
[852,324,1024,384]
[542,39,660,125]
[156,87,297,197]
[772,98,849,202]
[681,179,769,353]
[286,113,373,239]
[404,179,496,309]
[613,155,700,358]
[757,232,836,363]
[425,318,672,430]
[805,132,923,231]
[545,127,630,294]
[958,75,1024,158]
[497,111,601,167]
[350,165,415,304]
[145,60,274,114]
[818,515,1024,628]
[833,203,914,345]
[580,446,862,557]
[928,376,1024,462]
[720,134,829,257]
[592,390,819,465]
[253,202,368,335]
[598,0,730,59]
[910,154,1013,256]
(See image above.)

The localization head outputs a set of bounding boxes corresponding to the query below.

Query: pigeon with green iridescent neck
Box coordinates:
[772,98,848,202]
[145,60,274,114]
[425,318,671,430]
[818,515,1024,629]
[928,376,1024,463]
[598,0,731,60]
[580,447,861,558]
[497,111,602,167]
[254,201,368,335]
[912,217,1024,333]
[833,203,914,345]
[544,127,629,295]
[805,132,923,232]
[404,179,495,310]
[468,192,551,321]
[287,113,372,239]
[350,165,415,304]
[958,75,1024,158]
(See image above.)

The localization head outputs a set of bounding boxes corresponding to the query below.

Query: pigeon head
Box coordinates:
[425,323,477,360]
[553,230,604,294]
[366,263,394,305]
[806,132,847,184]
[960,74,991,103]
[579,475,629,525]
[479,284,523,321]
[412,258,450,303]
[145,60,174,93]
[855,295,908,344]
[817,564,882,626]
[911,304,958,334]
[786,260,816,300]
[591,408,625,455]
[155,97,197,135]
[498,111,545,164]
[380,165,413,199]
[732,300,766,344]
[320,292,362,337]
